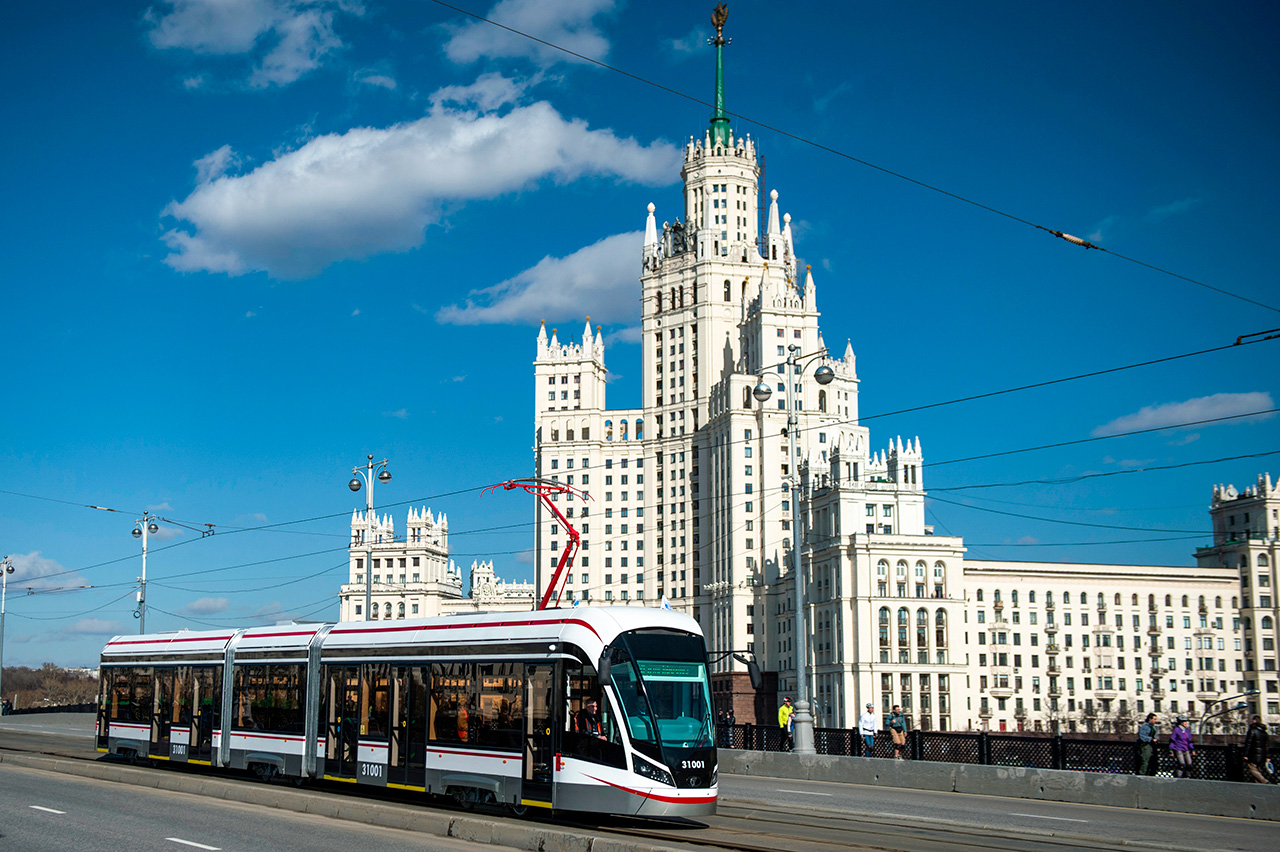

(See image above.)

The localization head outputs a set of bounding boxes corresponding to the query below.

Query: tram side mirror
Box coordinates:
[747,660,763,691]
[598,645,611,685]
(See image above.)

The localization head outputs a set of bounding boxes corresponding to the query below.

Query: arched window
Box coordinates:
[1198,595,1206,607]
[1165,595,1172,607]
[935,610,948,647]
[896,560,907,577]
[723,279,731,301]
[670,287,676,310]
[1181,595,1189,607]
[917,608,928,625]
[1011,590,1019,605]
[1241,555,1250,568]
[1232,596,1239,608]
[1098,592,1105,607]
[743,386,751,408]
[994,589,1002,602]
[976,589,984,602]
[1029,591,1036,603]
[819,389,827,412]
[397,602,405,619]
[1263,616,1275,630]
[934,561,945,577]
[915,561,926,577]
[1148,594,1156,607]
[1113,593,1120,606]
[1064,592,1071,604]
[620,419,628,440]
[635,418,644,439]
[879,607,890,624]
[678,287,685,308]
[1132,594,1139,606]
[1215,596,1222,608]
[1260,555,1270,567]
[656,291,663,311]
[877,560,888,577]
[605,420,613,441]
[898,607,909,626]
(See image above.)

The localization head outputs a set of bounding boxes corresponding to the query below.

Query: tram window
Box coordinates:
[429,662,474,745]
[563,662,625,768]
[233,664,306,733]
[605,649,660,759]
[363,663,391,739]
[475,662,522,750]
[107,666,153,724]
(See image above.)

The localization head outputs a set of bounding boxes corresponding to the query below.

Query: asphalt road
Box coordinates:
[0,762,486,852]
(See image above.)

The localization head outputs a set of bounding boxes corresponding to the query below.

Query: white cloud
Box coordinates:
[351,308,360,316]
[1092,392,1275,437]
[1167,432,1200,446]
[163,99,678,278]
[147,0,360,88]
[443,0,616,66]
[430,71,535,112]
[185,596,230,615]
[1147,197,1199,222]
[195,144,239,183]
[663,26,705,56]
[383,408,409,419]
[7,552,84,592]
[606,325,642,345]
[1086,214,1118,243]
[65,618,127,636]
[356,72,396,90]
[436,231,641,326]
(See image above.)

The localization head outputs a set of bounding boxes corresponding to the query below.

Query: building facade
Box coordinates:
[339,506,534,620]
[528,21,1275,734]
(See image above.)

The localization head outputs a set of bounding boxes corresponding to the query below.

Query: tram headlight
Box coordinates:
[632,756,674,787]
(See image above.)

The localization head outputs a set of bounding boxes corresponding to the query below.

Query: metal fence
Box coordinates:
[722,724,1279,783]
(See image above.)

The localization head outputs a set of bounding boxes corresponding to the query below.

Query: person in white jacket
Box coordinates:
[858,703,878,756]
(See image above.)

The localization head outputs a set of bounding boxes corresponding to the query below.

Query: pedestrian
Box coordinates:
[778,697,794,751]
[1244,715,1272,784]
[888,704,907,760]
[1169,715,1194,778]
[858,703,878,757]
[1136,713,1159,776]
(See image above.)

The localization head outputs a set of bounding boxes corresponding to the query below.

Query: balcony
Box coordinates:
[1150,689,1166,699]
[1045,623,1058,634]
[1046,643,1060,654]
[989,685,1014,700]
[1047,664,1062,676]
[1147,625,1162,636]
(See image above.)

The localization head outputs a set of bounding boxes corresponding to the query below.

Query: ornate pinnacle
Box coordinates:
[712,4,728,43]
[708,4,730,147]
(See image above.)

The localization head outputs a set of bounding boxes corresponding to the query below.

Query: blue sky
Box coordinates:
[2,1,1277,667]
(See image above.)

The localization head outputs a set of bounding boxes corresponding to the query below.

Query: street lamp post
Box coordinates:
[752,344,835,755]
[131,513,160,634]
[1198,690,1259,743]
[1,556,14,712]
[349,454,392,622]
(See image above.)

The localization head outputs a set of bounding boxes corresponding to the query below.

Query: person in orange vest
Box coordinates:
[576,697,605,738]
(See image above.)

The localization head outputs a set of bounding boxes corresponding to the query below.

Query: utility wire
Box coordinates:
[931,449,1280,492]
[928,493,1205,534]
[427,1,1279,315]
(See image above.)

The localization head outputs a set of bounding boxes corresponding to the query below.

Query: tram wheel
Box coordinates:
[507,802,529,818]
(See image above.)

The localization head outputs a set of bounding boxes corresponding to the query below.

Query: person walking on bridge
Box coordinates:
[778,697,794,751]
[858,703,878,757]
[888,705,907,760]
[1169,716,1194,778]
[1136,713,1159,776]
[1244,715,1272,783]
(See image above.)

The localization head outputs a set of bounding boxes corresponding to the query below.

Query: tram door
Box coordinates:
[522,664,556,806]
[325,665,361,778]
[168,667,192,763]
[151,668,173,759]
[356,663,392,787]
[388,666,427,788]
[190,666,219,763]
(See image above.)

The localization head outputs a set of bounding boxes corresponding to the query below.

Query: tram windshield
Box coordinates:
[609,630,713,754]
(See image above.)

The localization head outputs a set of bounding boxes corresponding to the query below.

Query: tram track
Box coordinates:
[0,727,1246,852]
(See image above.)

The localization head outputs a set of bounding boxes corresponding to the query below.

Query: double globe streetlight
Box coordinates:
[349,455,392,622]
[750,344,835,755]
[131,513,161,634]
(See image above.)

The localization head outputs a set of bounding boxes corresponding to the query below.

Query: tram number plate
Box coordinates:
[359,761,386,784]
[680,760,705,769]
[171,744,188,757]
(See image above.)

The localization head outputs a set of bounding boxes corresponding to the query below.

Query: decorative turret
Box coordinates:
[643,202,659,268]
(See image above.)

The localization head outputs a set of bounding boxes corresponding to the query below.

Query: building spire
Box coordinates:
[709,4,730,148]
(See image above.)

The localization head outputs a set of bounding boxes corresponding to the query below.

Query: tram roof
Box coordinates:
[101,606,700,660]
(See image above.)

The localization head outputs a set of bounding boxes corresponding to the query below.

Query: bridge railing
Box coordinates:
[720,724,1276,783]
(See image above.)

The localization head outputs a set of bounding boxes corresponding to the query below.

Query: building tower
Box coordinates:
[1196,473,1279,726]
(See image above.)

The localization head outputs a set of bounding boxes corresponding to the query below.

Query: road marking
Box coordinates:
[29,806,67,814]
[166,839,221,851]
[800,792,834,796]
[1010,813,1088,823]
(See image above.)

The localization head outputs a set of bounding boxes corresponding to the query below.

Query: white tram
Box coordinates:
[96,607,717,817]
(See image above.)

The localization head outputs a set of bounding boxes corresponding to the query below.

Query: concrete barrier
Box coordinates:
[720,749,1280,820]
